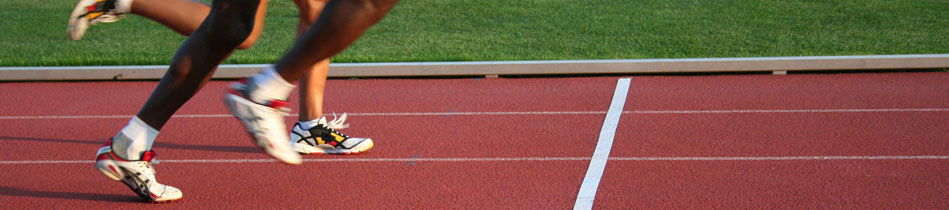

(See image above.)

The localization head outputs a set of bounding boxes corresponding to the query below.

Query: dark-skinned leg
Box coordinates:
[96,0,263,203]
[112,0,262,160]
[274,0,399,82]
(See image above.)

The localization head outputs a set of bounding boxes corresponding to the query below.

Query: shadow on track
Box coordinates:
[0,136,259,154]
[0,186,140,203]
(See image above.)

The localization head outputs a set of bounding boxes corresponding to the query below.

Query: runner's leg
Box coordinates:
[135,0,264,131]
[129,0,266,49]
[293,0,331,121]
[273,0,399,82]
[97,0,266,201]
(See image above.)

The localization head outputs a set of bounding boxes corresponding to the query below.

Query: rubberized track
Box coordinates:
[0,72,947,209]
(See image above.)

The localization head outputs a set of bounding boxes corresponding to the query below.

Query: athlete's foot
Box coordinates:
[224,79,302,165]
[292,114,374,155]
[67,0,131,40]
[95,140,182,203]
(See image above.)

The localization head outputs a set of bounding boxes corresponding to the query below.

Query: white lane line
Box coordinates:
[2,108,947,120]
[2,156,947,165]
[574,78,631,210]
[348,111,607,116]
[0,157,589,164]
[609,156,949,161]
[625,108,949,114]
[0,112,605,120]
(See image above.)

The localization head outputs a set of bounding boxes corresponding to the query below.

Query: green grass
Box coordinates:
[1,0,946,66]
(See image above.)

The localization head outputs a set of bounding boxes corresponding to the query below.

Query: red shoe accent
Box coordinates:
[108,165,119,175]
[141,151,156,162]
[228,79,292,110]
[106,151,131,162]
[96,153,110,161]
[86,4,97,12]
[328,141,338,147]
[267,100,290,109]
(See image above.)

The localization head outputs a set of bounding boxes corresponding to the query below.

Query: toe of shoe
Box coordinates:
[154,186,183,202]
[273,150,302,165]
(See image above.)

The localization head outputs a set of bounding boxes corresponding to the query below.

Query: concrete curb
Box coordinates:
[1,54,946,81]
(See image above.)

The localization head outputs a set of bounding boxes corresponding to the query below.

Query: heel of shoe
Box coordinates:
[95,154,123,181]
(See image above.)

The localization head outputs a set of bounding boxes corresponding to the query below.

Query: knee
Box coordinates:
[204,2,260,49]
[210,16,256,49]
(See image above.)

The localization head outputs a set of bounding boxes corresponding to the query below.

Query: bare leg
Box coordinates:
[298,60,329,121]
[274,0,399,82]
[294,0,331,121]
[97,2,270,201]
[131,0,328,121]
[135,0,265,129]
[227,0,391,158]
[129,0,266,49]
[129,0,208,36]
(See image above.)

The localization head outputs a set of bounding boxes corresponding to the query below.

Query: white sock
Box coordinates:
[247,67,295,104]
[298,117,326,129]
[111,116,159,160]
[115,0,133,14]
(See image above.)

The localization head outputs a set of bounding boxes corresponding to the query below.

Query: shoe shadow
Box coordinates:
[0,186,141,203]
[0,136,98,145]
[153,142,260,154]
[0,136,259,154]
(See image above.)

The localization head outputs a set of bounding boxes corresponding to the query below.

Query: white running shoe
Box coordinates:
[224,80,302,165]
[292,114,374,155]
[67,0,128,40]
[95,140,183,203]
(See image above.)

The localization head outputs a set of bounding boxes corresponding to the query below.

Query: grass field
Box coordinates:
[0,0,946,66]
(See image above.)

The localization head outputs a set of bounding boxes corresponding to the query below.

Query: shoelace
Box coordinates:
[324,113,352,139]
[325,113,350,130]
[323,126,350,140]
[130,161,158,180]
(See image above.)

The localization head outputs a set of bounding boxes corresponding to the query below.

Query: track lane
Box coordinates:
[2,72,948,208]
[0,77,618,117]
[594,160,949,209]
[599,72,949,209]
[0,77,619,209]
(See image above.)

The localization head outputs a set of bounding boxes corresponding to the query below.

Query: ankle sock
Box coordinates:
[247,67,295,104]
[298,117,326,129]
[111,116,158,160]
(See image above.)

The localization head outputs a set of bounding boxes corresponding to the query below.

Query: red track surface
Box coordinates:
[0,72,947,209]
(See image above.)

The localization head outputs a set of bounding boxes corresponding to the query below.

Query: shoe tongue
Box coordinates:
[140,150,156,161]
